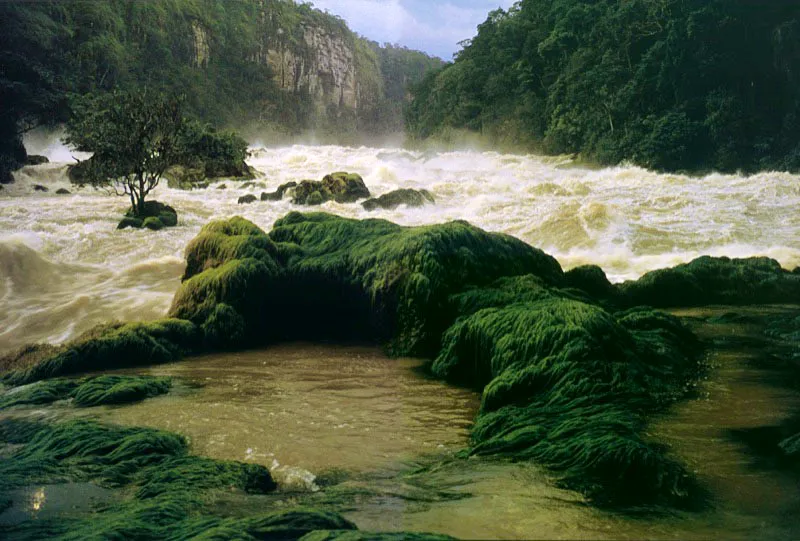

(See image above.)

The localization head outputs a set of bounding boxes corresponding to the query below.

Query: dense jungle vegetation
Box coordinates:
[0,0,441,179]
[406,0,800,173]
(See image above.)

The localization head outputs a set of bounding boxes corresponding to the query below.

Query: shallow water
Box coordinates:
[2,141,800,352]
[93,344,480,483]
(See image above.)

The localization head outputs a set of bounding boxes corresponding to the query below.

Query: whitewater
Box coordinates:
[2,141,799,353]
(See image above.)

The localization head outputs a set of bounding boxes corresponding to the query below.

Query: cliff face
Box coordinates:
[266,25,359,110]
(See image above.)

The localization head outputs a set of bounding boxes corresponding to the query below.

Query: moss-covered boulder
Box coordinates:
[55,188,71,195]
[564,264,619,303]
[292,172,370,205]
[619,256,800,307]
[262,181,298,201]
[238,194,258,204]
[170,212,563,355]
[117,201,178,230]
[361,188,435,211]
[163,165,209,190]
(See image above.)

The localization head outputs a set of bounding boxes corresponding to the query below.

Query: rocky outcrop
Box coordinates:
[25,155,49,166]
[292,172,370,205]
[238,194,258,205]
[362,188,435,211]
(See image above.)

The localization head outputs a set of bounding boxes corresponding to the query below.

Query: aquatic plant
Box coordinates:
[2,320,198,386]
[0,376,171,410]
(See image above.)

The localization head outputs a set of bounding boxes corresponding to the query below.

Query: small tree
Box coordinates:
[65,89,183,216]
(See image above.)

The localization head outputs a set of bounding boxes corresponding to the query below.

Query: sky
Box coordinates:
[308,0,517,60]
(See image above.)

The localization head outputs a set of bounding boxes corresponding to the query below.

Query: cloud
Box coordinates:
[309,0,516,59]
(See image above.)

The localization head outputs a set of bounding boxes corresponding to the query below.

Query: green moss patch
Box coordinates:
[2,320,198,386]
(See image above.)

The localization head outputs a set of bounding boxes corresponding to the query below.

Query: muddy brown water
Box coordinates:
[4,307,800,539]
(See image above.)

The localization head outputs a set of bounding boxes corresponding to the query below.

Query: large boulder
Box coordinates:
[292,172,370,205]
[362,188,435,211]
[238,194,257,205]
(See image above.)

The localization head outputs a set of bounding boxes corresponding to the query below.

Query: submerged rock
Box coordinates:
[361,188,435,211]
[261,181,298,201]
[292,172,370,205]
[25,155,49,166]
[238,194,257,205]
[33,184,48,192]
[55,188,71,195]
[0,375,172,409]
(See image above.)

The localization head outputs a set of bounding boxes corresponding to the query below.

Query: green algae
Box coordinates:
[301,532,455,541]
[619,256,800,307]
[2,320,198,386]
[431,278,700,505]
[0,376,171,410]
[71,375,172,408]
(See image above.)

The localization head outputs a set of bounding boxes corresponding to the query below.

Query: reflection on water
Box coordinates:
[0,484,116,526]
[97,344,480,475]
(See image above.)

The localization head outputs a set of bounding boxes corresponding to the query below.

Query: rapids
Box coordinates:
[2,142,800,352]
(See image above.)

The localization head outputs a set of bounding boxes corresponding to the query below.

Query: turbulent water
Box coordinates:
[2,140,800,352]
[3,140,800,539]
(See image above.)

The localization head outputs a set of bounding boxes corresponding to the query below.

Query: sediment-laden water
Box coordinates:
[2,141,799,352]
[3,141,800,539]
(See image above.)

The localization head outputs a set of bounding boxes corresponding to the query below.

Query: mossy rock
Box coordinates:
[261,181,297,201]
[1,319,199,386]
[292,173,370,205]
[56,188,71,195]
[619,255,800,307]
[301,532,456,541]
[563,264,619,303]
[117,216,144,230]
[143,216,165,230]
[163,165,207,190]
[238,194,257,204]
[361,188,435,211]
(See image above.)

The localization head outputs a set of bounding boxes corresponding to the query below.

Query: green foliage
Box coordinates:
[175,120,250,178]
[1,320,198,386]
[0,379,79,409]
[407,0,800,172]
[432,280,700,505]
[65,89,183,216]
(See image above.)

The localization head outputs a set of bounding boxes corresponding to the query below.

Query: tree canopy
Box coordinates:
[406,0,800,173]
[65,90,184,216]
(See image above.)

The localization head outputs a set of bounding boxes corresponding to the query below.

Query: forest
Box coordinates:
[0,0,441,180]
[406,0,800,173]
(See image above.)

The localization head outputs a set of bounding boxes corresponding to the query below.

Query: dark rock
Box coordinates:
[33,184,49,192]
[163,165,208,190]
[117,217,144,230]
[0,169,13,185]
[238,194,257,205]
[292,172,370,205]
[362,188,435,211]
[55,188,71,195]
[564,264,618,302]
[619,255,800,307]
[120,201,178,230]
[25,155,49,166]
[261,181,297,201]
[216,184,227,190]
[240,182,256,189]
[143,217,165,231]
